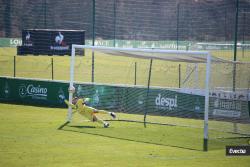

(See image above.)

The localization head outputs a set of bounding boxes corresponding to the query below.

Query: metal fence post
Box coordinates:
[14,56,16,77]
[51,57,54,80]
[92,0,96,83]
[144,59,153,128]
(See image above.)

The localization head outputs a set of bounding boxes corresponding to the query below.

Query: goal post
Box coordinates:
[204,53,211,151]
[67,46,76,122]
[68,44,214,151]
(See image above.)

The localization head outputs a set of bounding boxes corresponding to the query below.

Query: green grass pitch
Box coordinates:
[0,103,250,167]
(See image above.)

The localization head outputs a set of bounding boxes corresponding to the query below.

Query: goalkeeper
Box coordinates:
[65,97,116,128]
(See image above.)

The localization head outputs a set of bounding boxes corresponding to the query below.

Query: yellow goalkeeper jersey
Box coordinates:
[65,99,97,120]
[64,98,114,126]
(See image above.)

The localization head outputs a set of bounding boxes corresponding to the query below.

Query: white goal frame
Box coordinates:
[68,44,212,151]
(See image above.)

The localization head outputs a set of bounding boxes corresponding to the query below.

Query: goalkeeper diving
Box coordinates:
[64,97,116,128]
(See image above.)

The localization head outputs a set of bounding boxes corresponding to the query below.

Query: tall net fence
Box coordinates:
[0,1,250,50]
[0,0,93,38]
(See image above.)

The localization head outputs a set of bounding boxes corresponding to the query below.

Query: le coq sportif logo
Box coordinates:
[50,32,69,50]
[55,32,65,46]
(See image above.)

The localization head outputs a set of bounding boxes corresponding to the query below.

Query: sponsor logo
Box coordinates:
[55,32,64,45]
[50,32,69,51]
[50,46,69,50]
[138,95,144,105]
[155,94,177,110]
[4,82,10,98]
[26,32,30,41]
[19,84,47,100]
[23,32,33,46]
[194,98,202,113]
[213,99,242,118]
[210,91,248,101]
[1,82,10,99]
[226,146,250,156]
[92,90,100,106]
[4,88,9,95]
[213,109,241,118]
[10,38,22,46]
[58,87,65,103]
[214,99,242,111]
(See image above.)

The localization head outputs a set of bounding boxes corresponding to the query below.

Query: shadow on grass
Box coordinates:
[58,126,203,152]
[68,125,96,129]
[57,121,96,130]
[57,120,250,152]
[62,128,205,152]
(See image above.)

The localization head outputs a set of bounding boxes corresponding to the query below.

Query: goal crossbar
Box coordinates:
[71,44,230,63]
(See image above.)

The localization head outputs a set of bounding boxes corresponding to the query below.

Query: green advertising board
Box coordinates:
[0,77,69,107]
[75,83,118,109]
[0,77,207,118]
[0,38,22,47]
[147,88,205,117]
[0,77,249,121]
[74,83,205,118]
[209,97,250,121]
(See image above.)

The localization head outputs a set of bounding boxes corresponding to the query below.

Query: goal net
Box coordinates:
[65,45,250,151]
